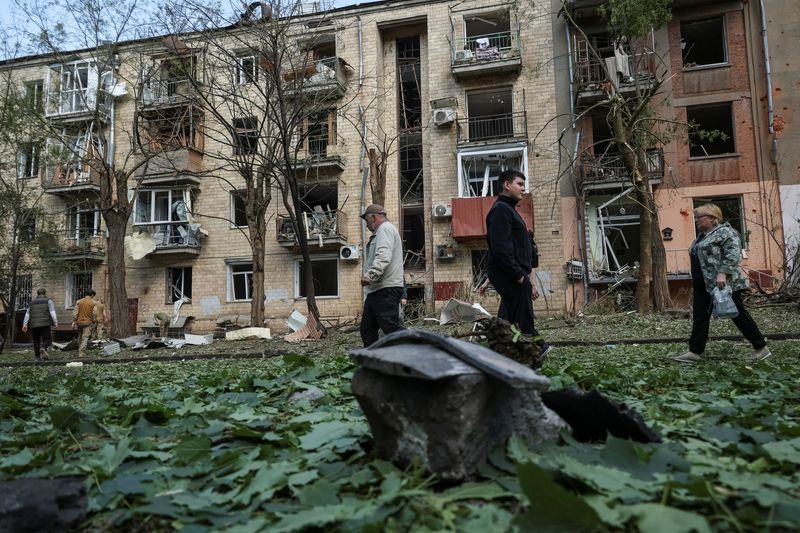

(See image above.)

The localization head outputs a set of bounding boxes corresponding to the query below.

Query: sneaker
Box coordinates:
[673,351,702,363]
[538,342,554,359]
[750,347,771,362]
[40,349,49,360]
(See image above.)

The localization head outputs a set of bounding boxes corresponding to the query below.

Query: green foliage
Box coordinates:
[600,0,672,39]
[1,338,798,531]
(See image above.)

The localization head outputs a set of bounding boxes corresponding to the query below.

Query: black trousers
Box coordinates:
[496,277,542,339]
[31,326,53,358]
[689,285,766,354]
[361,287,404,347]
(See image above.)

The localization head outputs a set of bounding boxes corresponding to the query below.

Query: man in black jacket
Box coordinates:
[482,170,552,357]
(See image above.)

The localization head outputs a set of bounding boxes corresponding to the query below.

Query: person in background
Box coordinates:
[72,289,96,358]
[93,297,109,340]
[22,288,58,361]
[674,203,770,363]
[154,312,171,338]
[359,204,405,347]
[481,169,552,358]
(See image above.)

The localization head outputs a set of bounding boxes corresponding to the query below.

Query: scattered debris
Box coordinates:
[284,312,322,342]
[439,298,492,325]
[116,335,148,348]
[66,362,84,368]
[289,386,325,403]
[286,310,307,332]
[124,232,156,260]
[225,327,271,341]
[469,317,546,369]
[52,339,79,352]
[102,343,121,356]
[184,334,214,345]
[0,476,86,532]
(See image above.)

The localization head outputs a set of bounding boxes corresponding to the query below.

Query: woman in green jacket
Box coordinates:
[674,204,770,363]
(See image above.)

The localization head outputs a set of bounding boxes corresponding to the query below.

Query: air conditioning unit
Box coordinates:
[433,108,456,127]
[339,244,360,261]
[454,49,474,62]
[431,203,452,219]
[435,244,455,260]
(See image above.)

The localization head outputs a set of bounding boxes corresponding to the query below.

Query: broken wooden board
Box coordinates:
[349,344,481,380]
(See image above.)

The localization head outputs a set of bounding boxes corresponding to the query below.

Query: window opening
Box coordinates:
[234,117,259,155]
[681,17,726,68]
[20,210,36,243]
[397,37,422,131]
[586,188,642,276]
[66,271,92,308]
[466,88,514,142]
[463,11,512,57]
[236,54,258,84]
[687,103,735,157]
[24,80,44,112]
[303,110,336,157]
[16,274,33,309]
[459,147,525,197]
[297,257,338,298]
[167,267,192,303]
[402,207,426,271]
[399,133,423,205]
[231,190,248,227]
[692,196,746,246]
[134,189,197,247]
[19,143,40,179]
[229,262,253,301]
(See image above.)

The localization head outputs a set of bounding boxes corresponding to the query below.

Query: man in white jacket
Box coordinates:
[360,204,405,346]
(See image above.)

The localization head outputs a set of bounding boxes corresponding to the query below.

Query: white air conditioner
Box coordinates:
[339,244,360,261]
[431,203,452,218]
[455,49,474,62]
[433,108,456,127]
[435,244,455,260]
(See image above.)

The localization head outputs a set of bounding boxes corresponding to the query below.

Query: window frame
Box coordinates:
[235,54,259,85]
[166,266,193,304]
[65,271,92,309]
[230,190,248,228]
[18,143,40,180]
[680,16,728,70]
[687,102,736,159]
[227,260,254,302]
[134,188,190,225]
[233,116,259,155]
[692,195,747,249]
[24,79,44,112]
[456,145,529,197]
[294,255,340,299]
[16,274,33,309]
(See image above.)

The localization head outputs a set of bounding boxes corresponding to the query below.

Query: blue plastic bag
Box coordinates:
[711,286,739,319]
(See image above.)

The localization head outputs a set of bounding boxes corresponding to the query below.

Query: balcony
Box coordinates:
[136,147,204,185]
[276,209,348,250]
[140,79,198,111]
[451,193,534,242]
[574,52,656,106]
[133,222,202,256]
[291,141,345,173]
[456,111,527,146]
[578,148,663,190]
[283,57,349,101]
[451,31,522,80]
[52,230,105,261]
[44,163,101,195]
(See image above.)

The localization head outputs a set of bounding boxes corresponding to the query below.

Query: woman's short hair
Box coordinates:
[694,203,723,223]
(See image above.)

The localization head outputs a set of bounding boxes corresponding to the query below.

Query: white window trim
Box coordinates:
[67,203,101,237]
[294,254,340,299]
[134,188,190,225]
[18,143,40,179]
[235,55,258,85]
[457,145,529,197]
[227,260,254,302]
[65,271,92,309]
[167,267,192,304]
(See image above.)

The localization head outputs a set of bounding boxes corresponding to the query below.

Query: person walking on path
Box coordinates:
[359,204,405,347]
[482,169,552,357]
[72,289,96,358]
[22,288,58,360]
[674,203,770,363]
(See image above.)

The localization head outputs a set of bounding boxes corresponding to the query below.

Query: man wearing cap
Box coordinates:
[359,204,405,346]
[22,288,59,360]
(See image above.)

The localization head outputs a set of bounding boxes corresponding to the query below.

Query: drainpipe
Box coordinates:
[758,0,775,139]
[570,131,589,307]
[357,16,364,87]
[565,23,575,127]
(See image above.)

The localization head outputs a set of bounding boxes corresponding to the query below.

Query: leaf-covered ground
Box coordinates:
[1,307,799,531]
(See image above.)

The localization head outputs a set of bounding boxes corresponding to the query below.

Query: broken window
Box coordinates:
[458,147,527,197]
[231,190,248,227]
[167,267,192,303]
[134,189,196,247]
[681,17,726,68]
[296,256,338,298]
[24,80,44,112]
[142,110,203,151]
[16,274,33,309]
[402,207,426,271]
[20,210,36,243]
[228,261,253,301]
[692,196,746,246]
[302,110,336,157]
[462,11,512,57]
[66,271,92,308]
[400,133,423,205]
[687,103,735,157]
[586,189,642,277]
[234,117,259,155]
[466,88,514,142]
[18,143,40,179]
[298,181,337,213]
[235,54,258,84]
[397,37,422,131]
[67,203,100,238]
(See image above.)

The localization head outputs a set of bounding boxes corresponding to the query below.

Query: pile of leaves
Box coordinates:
[1,338,799,531]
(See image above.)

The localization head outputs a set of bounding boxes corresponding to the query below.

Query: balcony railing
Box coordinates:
[133,221,202,253]
[141,79,197,108]
[136,147,204,182]
[53,229,105,259]
[45,89,110,120]
[284,57,348,99]
[579,148,663,186]
[45,162,101,192]
[276,209,348,247]
[574,51,656,100]
[451,30,522,78]
[456,111,527,145]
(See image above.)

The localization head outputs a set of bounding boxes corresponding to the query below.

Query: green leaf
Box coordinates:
[297,478,340,507]
[299,420,359,450]
[618,503,712,533]
[0,448,34,468]
[438,482,512,503]
[49,405,105,434]
[172,435,211,465]
[513,462,601,531]
[234,461,298,505]
[762,438,800,464]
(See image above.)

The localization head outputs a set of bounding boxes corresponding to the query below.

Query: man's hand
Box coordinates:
[400,298,408,306]
[21,325,28,333]
[477,278,491,296]
[716,272,728,289]
[531,283,540,301]
[360,276,371,287]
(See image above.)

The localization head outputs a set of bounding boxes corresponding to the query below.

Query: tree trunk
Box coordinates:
[368,148,386,206]
[4,218,22,347]
[634,183,653,312]
[105,217,129,338]
[250,228,266,327]
[648,192,671,310]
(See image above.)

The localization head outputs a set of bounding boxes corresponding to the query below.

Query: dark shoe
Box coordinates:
[539,342,554,359]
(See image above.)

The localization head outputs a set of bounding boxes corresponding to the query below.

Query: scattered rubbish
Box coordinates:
[66,362,84,368]
[289,386,325,403]
[116,335,147,348]
[132,340,167,351]
[124,232,156,260]
[53,340,79,352]
[604,344,617,349]
[184,334,214,345]
[226,327,272,341]
[439,298,492,325]
[286,310,307,332]
[102,343,121,356]
[284,313,322,342]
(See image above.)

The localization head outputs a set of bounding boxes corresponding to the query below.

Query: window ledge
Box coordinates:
[295,296,340,300]
[682,62,730,72]
[227,299,252,303]
[688,153,739,161]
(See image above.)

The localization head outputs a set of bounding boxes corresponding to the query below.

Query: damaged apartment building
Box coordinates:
[3,0,566,335]
[553,0,788,310]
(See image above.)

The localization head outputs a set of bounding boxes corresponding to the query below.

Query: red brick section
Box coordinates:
[433,281,465,301]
